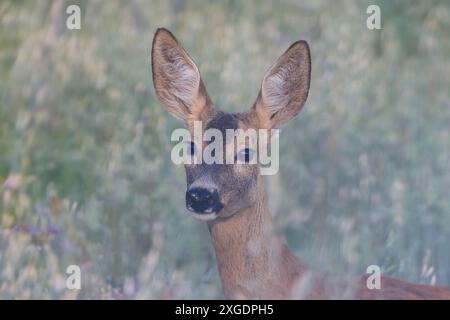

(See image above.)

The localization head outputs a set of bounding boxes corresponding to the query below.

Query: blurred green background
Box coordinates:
[1,0,450,299]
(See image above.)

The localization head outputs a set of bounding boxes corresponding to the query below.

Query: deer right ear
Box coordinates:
[151,28,212,125]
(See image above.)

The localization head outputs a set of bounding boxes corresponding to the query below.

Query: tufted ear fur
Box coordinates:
[151,28,213,126]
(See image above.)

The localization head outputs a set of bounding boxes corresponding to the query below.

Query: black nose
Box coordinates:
[186,187,222,214]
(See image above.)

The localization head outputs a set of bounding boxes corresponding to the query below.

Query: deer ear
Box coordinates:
[151,28,212,124]
[254,40,311,128]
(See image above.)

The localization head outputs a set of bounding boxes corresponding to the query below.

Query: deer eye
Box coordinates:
[236,148,255,163]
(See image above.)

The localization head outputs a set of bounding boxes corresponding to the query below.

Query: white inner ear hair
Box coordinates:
[262,65,291,117]
[161,47,200,110]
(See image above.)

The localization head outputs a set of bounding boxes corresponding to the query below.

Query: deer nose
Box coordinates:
[186,187,221,214]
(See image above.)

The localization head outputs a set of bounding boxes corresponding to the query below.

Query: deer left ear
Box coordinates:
[254,40,311,129]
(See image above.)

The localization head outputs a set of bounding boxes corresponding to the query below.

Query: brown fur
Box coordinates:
[151,28,450,299]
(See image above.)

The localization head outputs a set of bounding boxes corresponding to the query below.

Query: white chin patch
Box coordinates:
[189,212,218,221]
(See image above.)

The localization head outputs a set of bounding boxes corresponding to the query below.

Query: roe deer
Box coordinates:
[151,28,450,299]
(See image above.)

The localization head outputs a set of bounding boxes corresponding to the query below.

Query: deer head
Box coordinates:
[151,28,311,222]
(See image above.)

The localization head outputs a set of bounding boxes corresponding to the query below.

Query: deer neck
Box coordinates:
[207,177,306,299]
